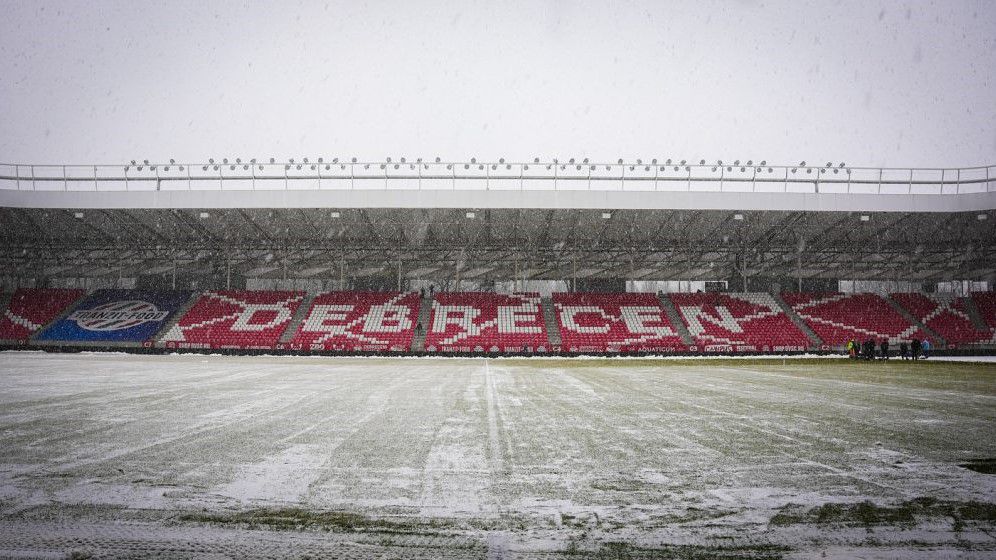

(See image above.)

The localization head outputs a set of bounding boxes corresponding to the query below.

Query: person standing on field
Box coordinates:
[911,338,921,361]
[880,339,889,360]
[899,341,909,360]
[921,338,931,359]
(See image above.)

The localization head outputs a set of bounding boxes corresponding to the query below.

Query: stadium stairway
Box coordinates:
[884,294,947,346]
[152,292,202,347]
[771,292,823,349]
[410,292,433,351]
[278,291,316,344]
[962,296,991,333]
[658,293,695,347]
[28,292,88,344]
[541,296,562,346]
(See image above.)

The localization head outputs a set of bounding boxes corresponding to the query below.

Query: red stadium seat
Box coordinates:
[160,290,304,349]
[553,292,686,353]
[425,292,548,352]
[289,291,420,352]
[0,288,86,341]
[669,292,808,351]
[782,292,931,346]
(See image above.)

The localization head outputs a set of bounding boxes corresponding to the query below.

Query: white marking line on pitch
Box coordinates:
[484,358,507,474]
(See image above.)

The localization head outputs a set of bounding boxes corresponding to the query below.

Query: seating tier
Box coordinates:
[553,292,686,352]
[669,292,809,351]
[0,289,87,341]
[782,292,930,346]
[160,290,304,349]
[890,293,990,346]
[289,291,420,352]
[971,292,996,333]
[425,292,548,352]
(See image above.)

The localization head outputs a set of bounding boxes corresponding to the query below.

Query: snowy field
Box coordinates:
[0,352,994,559]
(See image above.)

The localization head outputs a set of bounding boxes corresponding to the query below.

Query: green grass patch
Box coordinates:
[176,507,460,535]
[564,540,789,559]
[770,498,996,528]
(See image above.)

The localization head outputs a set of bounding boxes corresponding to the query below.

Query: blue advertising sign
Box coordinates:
[36,290,192,343]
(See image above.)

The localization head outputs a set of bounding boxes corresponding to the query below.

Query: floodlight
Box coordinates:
[250,159,256,164]
[760,160,766,166]
[470,158,476,163]
[601,212,612,219]
[223,158,229,164]
[130,160,136,165]
[680,160,686,165]
[209,159,215,164]
[318,158,323,163]
[799,161,806,166]
[400,157,406,163]
[170,159,176,164]
[860,215,870,221]
[839,162,846,168]
[617,158,623,164]
[74,212,84,219]
[978,214,988,221]
[435,157,441,163]
[746,160,752,166]
[569,158,575,164]
[465,211,475,219]
[386,157,391,163]
[269,158,275,164]
[734,160,740,166]
[330,211,341,218]
[733,214,744,220]
[199,212,210,219]
[351,157,357,163]
[143,159,149,165]
[718,160,723,165]
[534,158,540,163]
[636,159,642,165]
[289,158,295,164]
[499,158,505,164]
[826,162,832,167]
[583,158,589,164]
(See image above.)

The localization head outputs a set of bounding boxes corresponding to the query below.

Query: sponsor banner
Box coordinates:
[36,290,191,343]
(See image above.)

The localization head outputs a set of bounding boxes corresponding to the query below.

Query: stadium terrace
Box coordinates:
[1,158,994,357]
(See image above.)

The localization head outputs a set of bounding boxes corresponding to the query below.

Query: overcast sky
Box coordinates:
[0,0,994,168]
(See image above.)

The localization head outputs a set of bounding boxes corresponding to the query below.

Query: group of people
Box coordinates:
[846,337,931,360]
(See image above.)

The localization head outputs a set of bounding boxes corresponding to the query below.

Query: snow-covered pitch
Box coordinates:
[0,352,994,559]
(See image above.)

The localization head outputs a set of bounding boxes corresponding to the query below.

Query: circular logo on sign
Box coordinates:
[70,300,168,331]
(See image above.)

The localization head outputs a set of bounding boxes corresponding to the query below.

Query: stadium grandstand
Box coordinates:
[1,159,994,355]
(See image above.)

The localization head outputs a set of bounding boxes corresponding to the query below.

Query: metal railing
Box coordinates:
[0,160,992,195]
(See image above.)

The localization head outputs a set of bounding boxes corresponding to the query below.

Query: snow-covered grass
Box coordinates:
[0,352,993,559]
